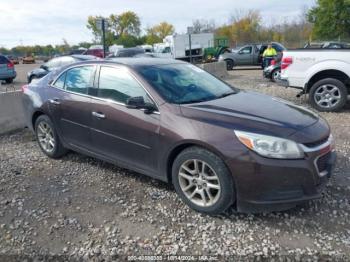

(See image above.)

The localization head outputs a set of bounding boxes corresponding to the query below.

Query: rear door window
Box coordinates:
[52,66,95,94]
[0,55,9,64]
[65,66,95,95]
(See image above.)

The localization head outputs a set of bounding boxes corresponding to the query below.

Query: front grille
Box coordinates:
[316,152,331,173]
[304,136,329,148]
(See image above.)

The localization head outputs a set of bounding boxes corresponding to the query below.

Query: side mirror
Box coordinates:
[126,96,157,114]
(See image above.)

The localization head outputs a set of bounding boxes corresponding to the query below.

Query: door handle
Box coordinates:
[49,99,61,105]
[92,112,106,119]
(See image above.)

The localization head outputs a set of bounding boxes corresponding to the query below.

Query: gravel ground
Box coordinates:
[0,67,350,261]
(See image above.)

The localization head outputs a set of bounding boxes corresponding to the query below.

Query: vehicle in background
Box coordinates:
[203,36,231,62]
[280,49,350,112]
[138,45,153,53]
[263,53,283,82]
[218,42,286,70]
[84,48,105,58]
[7,55,20,65]
[109,47,145,58]
[69,48,87,55]
[152,33,214,62]
[0,55,16,83]
[23,58,336,214]
[27,55,97,83]
[23,55,36,64]
[304,41,350,49]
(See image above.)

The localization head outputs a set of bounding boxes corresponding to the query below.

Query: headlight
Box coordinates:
[234,131,304,159]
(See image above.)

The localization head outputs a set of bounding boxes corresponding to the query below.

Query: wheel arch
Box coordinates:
[306,69,350,93]
[165,140,228,183]
[31,110,45,130]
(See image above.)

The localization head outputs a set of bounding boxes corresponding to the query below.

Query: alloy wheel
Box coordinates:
[178,159,221,207]
[37,122,55,153]
[314,84,341,109]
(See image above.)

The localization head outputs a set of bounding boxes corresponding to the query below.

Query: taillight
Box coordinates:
[271,60,276,66]
[7,62,14,69]
[21,85,28,92]
[281,57,293,70]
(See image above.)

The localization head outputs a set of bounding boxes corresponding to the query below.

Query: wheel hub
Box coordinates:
[178,159,221,207]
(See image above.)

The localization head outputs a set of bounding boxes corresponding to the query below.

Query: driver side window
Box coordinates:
[97,66,153,104]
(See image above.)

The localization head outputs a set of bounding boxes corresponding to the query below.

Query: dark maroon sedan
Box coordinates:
[22,58,336,214]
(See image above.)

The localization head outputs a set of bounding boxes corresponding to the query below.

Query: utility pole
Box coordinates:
[187,27,194,64]
[102,18,106,58]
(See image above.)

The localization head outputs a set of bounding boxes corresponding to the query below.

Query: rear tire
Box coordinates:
[35,115,68,159]
[172,146,235,215]
[5,78,13,84]
[309,78,348,112]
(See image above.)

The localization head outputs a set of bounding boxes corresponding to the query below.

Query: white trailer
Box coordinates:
[153,33,214,61]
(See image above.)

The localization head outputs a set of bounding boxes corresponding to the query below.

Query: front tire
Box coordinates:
[35,115,68,158]
[309,78,348,112]
[225,59,234,71]
[172,147,235,215]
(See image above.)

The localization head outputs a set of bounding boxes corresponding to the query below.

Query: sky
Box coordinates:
[0,0,315,48]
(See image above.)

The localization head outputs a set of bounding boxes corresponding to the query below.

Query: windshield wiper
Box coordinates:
[216,91,236,99]
[180,97,214,104]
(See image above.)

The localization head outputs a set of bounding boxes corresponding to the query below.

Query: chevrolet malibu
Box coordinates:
[22,58,336,214]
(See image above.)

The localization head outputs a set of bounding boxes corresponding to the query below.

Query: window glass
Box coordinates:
[65,66,94,94]
[240,46,252,54]
[98,67,150,104]
[138,64,236,104]
[53,72,66,89]
[0,55,9,64]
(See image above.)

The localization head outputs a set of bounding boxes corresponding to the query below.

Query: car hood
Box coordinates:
[180,91,324,142]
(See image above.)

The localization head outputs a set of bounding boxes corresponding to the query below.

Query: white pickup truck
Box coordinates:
[280,50,350,112]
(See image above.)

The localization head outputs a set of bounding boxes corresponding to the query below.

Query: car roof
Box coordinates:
[72,58,185,68]
[71,54,97,60]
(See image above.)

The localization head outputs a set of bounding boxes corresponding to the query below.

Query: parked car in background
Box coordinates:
[0,55,16,83]
[304,42,350,49]
[27,55,97,83]
[22,58,335,214]
[84,48,105,58]
[263,59,281,82]
[7,55,20,65]
[23,55,36,64]
[280,49,350,112]
[109,47,145,58]
[219,42,286,70]
[69,48,87,55]
[263,53,283,82]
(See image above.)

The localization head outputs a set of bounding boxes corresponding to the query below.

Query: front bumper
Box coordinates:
[226,141,336,213]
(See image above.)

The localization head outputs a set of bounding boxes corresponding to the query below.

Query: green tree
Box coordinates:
[110,11,141,37]
[145,22,175,45]
[87,16,115,46]
[308,0,350,40]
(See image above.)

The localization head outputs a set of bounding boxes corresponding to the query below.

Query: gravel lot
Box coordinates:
[0,65,350,261]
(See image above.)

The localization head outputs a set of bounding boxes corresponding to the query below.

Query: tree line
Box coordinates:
[1,0,349,56]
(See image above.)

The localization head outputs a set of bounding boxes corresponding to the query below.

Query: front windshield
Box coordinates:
[138,63,237,104]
